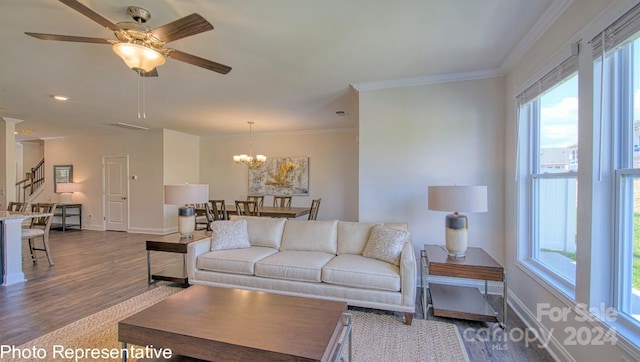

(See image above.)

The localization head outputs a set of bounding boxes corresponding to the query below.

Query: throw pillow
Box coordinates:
[362,224,408,266]
[210,219,250,251]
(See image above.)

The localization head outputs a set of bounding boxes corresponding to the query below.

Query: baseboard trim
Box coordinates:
[507,289,575,362]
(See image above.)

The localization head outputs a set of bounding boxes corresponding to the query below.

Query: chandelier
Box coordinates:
[233,122,266,168]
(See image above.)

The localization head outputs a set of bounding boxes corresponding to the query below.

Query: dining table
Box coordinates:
[226,205,310,219]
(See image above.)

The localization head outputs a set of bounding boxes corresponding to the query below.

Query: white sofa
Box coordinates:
[186,216,416,324]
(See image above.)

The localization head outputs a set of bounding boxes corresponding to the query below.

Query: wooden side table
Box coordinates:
[421,244,506,328]
[52,203,82,231]
[146,231,211,285]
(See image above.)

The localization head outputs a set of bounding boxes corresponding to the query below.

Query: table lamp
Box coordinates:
[164,184,209,238]
[56,182,80,204]
[428,185,488,258]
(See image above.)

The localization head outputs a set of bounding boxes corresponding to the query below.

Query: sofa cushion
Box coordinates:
[210,219,250,251]
[337,221,379,255]
[362,224,409,266]
[230,215,286,249]
[280,220,338,254]
[255,251,335,282]
[197,246,278,275]
[322,254,400,292]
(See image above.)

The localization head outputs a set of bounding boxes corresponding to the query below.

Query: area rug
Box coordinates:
[12,287,469,362]
[345,311,469,362]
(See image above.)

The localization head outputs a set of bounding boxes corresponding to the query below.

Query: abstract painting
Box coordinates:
[249,157,309,195]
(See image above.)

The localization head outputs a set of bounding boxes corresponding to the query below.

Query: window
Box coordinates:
[518,71,579,293]
[598,31,640,329]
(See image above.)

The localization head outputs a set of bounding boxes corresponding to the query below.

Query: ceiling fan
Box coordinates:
[25,0,231,76]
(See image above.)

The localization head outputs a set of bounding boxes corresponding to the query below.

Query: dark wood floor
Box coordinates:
[0,230,553,361]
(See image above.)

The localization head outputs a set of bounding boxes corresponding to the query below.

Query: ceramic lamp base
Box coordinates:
[445,212,468,258]
[178,206,196,238]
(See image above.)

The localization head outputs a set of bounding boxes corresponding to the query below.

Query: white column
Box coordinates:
[1,117,21,208]
[2,217,27,285]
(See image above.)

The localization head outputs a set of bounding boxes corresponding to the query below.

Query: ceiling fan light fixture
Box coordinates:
[112,42,165,73]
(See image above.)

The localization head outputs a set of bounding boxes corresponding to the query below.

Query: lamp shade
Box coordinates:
[56,182,80,193]
[428,185,488,213]
[112,43,166,73]
[164,184,209,205]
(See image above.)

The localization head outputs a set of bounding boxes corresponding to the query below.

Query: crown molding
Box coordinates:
[350,68,504,92]
[500,0,574,73]
[351,0,574,93]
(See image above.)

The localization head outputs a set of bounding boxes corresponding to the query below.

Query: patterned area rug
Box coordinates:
[11,287,469,361]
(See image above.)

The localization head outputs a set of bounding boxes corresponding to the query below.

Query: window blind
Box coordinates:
[516,54,578,106]
[592,2,640,59]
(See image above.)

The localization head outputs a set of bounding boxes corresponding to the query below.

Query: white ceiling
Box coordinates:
[0,0,565,141]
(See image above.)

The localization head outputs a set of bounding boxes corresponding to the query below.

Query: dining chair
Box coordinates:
[195,202,214,230]
[235,200,260,216]
[22,203,57,266]
[210,200,228,220]
[247,195,264,207]
[7,202,27,212]
[308,198,321,220]
[273,196,292,208]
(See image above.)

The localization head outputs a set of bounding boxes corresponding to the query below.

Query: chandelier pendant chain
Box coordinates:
[248,121,254,159]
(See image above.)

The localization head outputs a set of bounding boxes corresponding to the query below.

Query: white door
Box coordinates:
[104,156,128,231]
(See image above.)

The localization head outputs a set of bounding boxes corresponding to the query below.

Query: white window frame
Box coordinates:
[517,86,578,298]
[604,38,640,336]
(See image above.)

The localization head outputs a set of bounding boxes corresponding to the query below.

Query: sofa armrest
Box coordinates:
[187,237,212,282]
[400,237,416,307]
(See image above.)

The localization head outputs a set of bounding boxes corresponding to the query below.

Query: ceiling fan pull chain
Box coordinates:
[137,72,142,119]
[142,72,146,119]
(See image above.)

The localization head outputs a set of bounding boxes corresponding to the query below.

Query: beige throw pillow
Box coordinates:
[210,219,250,251]
[362,224,408,266]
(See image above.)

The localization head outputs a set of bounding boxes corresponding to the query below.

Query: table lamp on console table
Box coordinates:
[428,185,487,258]
[56,182,80,204]
[164,184,209,238]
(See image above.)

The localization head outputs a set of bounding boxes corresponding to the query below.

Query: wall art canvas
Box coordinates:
[249,157,309,195]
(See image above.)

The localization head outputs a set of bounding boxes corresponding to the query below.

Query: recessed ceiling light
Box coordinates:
[52,95,69,101]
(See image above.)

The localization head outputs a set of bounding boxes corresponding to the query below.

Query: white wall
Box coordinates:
[38,127,358,233]
[42,129,165,232]
[357,77,505,262]
[505,0,640,360]
[21,140,44,175]
[199,129,359,221]
[162,129,200,231]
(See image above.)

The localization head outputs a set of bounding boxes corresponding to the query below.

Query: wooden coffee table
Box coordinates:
[118,285,352,361]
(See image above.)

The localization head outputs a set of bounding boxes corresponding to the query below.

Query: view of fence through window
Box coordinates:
[535,74,578,283]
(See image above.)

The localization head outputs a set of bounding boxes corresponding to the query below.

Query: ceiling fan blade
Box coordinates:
[59,0,117,30]
[25,32,111,44]
[167,49,231,74]
[151,13,213,43]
